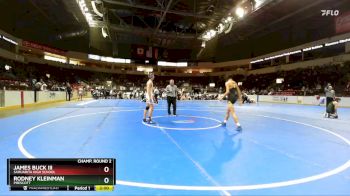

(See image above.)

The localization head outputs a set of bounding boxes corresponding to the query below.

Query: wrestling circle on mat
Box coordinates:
[17,109,350,191]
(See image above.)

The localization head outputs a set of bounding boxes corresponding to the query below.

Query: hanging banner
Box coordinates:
[336,11,350,34]
[22,40,66,55]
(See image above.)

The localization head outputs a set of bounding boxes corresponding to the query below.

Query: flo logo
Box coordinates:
[321,10,339,16]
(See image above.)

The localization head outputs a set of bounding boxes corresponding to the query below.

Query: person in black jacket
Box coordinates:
[66,82,72,101]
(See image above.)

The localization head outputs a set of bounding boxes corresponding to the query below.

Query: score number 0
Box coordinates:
[104,166,110,184]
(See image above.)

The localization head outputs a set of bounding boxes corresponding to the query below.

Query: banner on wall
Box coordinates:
[336,11,350,34]
[132,45,190,61]
[132,45,158,60]
[136,47,144,57]
[22,40,66,55]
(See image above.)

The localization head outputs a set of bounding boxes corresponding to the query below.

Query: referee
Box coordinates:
[166,79,178,116]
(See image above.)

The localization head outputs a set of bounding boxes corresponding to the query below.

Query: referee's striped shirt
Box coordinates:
[166,85,177,97]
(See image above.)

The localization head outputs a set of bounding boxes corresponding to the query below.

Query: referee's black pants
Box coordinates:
[66,91,72,101]
[167,96,176,115]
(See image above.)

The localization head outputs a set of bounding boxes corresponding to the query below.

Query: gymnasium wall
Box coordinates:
[249,95,350,107]
[4,91,28,107]
[2,91,350,109]
[1,90,80,108]
[36,91,67,103]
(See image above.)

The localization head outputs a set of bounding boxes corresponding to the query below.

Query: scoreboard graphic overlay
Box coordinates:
[7,158,116,191]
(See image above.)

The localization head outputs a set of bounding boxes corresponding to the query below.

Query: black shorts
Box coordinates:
[228,95,237,104]
[327,103,335,114]
[326,97,334,106]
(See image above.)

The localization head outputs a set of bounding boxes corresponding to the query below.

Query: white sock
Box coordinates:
[224,120,227,123]
[236,123,241,127]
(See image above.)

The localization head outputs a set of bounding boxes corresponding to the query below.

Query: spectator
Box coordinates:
[66,82,72,101]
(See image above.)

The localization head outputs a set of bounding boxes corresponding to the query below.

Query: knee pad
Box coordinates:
[145,106,150,111]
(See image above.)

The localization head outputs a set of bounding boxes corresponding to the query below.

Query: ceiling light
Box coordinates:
[4,65,11,71]
[236,7,245,18]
